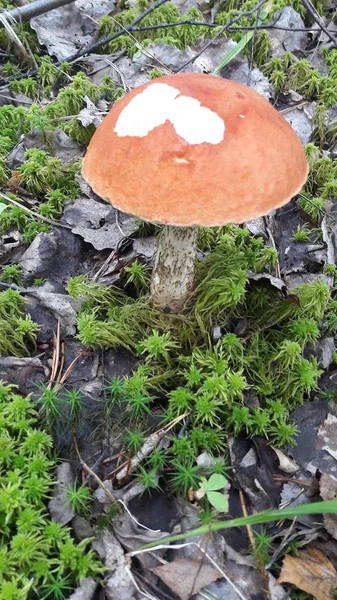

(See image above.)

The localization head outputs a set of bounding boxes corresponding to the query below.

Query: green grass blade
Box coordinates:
[137,500,337,549]
[213,33,254,74]
[212,7,269,74]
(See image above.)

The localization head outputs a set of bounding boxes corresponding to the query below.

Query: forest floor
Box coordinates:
[1,0,337,598]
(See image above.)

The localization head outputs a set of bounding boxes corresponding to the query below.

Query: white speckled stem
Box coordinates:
[150,225,198,313]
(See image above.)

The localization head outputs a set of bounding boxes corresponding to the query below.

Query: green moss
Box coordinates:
[10,78,39,100]
[299,194,326,224]
[0,382,104,598]
[149,67,164,79]
[0,264,22,285]
[18,149,79,198]
[72,226,333,492]
[292,224,310,243]
[68,275,127,317]
[263,50,337,109]
[97,2,207,56]
[0,289,39,357]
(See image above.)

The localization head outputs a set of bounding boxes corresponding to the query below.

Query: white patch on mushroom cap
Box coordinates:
[114,83,225,145]
[174,157,190,164]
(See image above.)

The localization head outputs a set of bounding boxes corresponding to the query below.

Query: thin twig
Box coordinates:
[247,2,261,86]
[0,191,72,229]
[0,0,169,86]
[0,11,31,63]
[0,281,43,299]
[118,499,161,533]
[301,0,337,47]
[299,192,327,216]
[56,351,84,387]
[264,216,281,279]
[125,565,158,600]
[135,572,173,600]
[239,490,256,550]
[73,431,119,506]
[92,248,117,282]
[129,21,313,33]
[116,412,189,481]
[99,10,172,74]
[56,340,65,384]
[48,319,61,389]
[0,92,33,103]
[2,0,76,24]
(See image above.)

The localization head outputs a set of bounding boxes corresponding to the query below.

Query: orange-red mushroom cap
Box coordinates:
[82,73,309,227]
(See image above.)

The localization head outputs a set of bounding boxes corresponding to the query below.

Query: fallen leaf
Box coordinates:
[247,271,286,291]
[278,547,337,600]
[272,447,299,474]
[152,558,221,600]
[320,473,337,540]
[31,0,116,61]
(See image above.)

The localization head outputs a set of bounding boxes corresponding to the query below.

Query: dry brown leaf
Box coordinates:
[278,547,337,600]
[320,473,337,540]
[152,557,221,600]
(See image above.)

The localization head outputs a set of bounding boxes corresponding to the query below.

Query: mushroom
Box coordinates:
[82,73,308,313]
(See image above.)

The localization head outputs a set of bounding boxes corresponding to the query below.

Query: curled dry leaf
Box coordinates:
[152,557,221,600]
[278,547,337,600]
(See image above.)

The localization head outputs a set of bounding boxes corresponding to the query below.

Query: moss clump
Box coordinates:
[263,51,337,108]
[0,67,130,243]
[97,3,206,56]
[73,226,332,488]
[0,197,49,243]
[19,148,79,199]
[0,381,104,599]
[68,275,128,317]
[0,289,40,357]
[0,264,22,285]
[10,77,39,100]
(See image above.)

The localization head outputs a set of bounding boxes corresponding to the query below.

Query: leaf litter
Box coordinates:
[1,0,337,598]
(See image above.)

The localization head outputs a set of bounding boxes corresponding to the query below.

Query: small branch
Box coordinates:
[0,281,40,297]
[301,0,337,47]
[239,490,256,551]
[48,319,61,390]
[1,0,76,25]
[0,191,72,229]
[116,413,189,481]
[73,428,119,507]
[247,2,261,86]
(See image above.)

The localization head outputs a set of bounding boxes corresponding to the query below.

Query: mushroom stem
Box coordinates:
[150,225,198,313]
